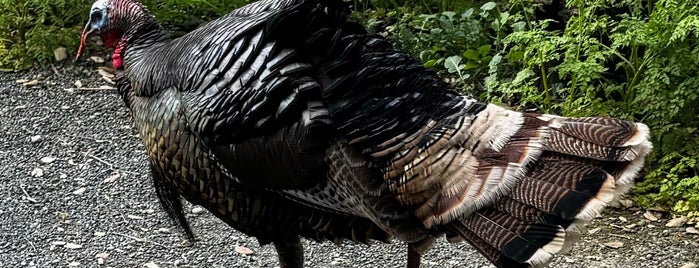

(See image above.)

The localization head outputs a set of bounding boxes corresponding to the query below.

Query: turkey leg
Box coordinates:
[407,243,421,268]
[273,236,304,268]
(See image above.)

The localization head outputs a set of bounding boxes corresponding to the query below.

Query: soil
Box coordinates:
[1,62,697,268]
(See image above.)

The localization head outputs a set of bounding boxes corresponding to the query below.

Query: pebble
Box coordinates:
[666,216,688,227]
[191,206,205,214]
[54,47,68,61]
[680,262,697,268]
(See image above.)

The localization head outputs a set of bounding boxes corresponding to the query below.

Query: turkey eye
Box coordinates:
[91,11,102,22]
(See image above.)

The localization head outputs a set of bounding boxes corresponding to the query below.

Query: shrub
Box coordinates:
[363,0,699,215]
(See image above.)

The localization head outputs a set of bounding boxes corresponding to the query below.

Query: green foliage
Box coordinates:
[140,0,254,35]
[371,0,699,214]
[362,1,528,96]
[0,0,250,69]
[0,0,86,69]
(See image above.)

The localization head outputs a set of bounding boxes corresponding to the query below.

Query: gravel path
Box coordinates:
[1,63,697,268]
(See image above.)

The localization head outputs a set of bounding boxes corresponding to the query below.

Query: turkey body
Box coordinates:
[87,0,653,267]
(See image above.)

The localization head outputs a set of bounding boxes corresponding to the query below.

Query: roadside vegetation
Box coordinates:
[1,0,697,218]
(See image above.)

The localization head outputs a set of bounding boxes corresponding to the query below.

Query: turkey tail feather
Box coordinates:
[433,106,652,267]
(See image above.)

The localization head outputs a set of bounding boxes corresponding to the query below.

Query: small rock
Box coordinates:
[156,228,170,234]
[619,216,628,222]
[603,241,624,249]
[74,80,83,88]
[666,216,688,227]
[565,257,575,263]
[96,253,109,258]
[51,241,66,246]
[59,173,67,179]
[144,262,160,268]
[235,245,254,255]
[68,261,80,267]
[30,135,42,143]
[687,227,699,235]
[64,243,82,249]
[94,231,106,237]
[127,214,143,220]
[588,227,602,235]
[90,56,105,63]
[191,206,205,214]
[643,210,661,221]
[16,79,29,83]
[31,167,44,177]
[618,199,634,208]
[54,47,68,61]
[40,156,56,164]
[103,173,120,183]
[72,187,86,195]
[680,262,698,268]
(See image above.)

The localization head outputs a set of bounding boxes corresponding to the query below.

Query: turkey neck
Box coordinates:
[118,6,172,98]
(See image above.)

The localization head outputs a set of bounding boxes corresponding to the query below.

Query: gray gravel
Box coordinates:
[1,63,697,268]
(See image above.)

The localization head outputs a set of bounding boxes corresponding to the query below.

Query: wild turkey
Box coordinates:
[76,0,652,267]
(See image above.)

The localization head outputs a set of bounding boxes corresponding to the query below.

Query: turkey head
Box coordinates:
[76,0,159,69]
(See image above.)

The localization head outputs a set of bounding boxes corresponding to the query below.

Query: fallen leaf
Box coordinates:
[16,79,30,84]
[603,241,623,249]
[94,231,106,237]
[235,245,254,255]
[51,241,66,246]
[68,261,80,267]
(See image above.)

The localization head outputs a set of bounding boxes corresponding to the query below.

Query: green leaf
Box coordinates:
[462,50,480,61]
[461,8,474,18]
[481,2,496,11]
[444,55,463,73]
[477,44,491,56]
[424,59,438,68]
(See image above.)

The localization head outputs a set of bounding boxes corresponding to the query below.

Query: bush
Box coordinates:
[0,0,251,69]
[0,0,86,69]
[368,0,699,215]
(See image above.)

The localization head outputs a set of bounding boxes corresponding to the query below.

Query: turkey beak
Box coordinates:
[76,21,97,60]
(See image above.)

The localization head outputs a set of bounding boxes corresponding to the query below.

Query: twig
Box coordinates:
[81,152,139,175]
[64,133,111,144]
[65,87,116,91]
[51,64,61,76]
[18,184,38,203]
[112,232,171,249]
[23,237,37,252]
